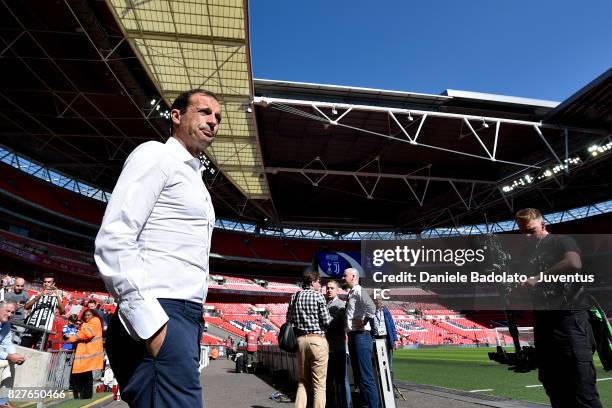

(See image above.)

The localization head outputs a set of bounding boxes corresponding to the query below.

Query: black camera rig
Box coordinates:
[480,234,538,373]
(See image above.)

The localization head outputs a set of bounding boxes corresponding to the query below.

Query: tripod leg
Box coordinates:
[393,383,406,401]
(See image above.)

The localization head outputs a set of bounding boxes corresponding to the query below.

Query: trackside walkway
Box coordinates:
[101,359,549,408]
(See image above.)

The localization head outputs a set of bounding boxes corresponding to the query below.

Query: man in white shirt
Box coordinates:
[96,88,221,408]
[343,267,378,408]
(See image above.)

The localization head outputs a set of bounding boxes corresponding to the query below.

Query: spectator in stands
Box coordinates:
[286,270,331,408]
[5,277,28,344]
[343,267,378,408]
[96,88,221,408]
[372,298,398,373]
[97,303,109,328]
[62,314,79,351]
[21,272,65,349]
[66,299,83,319]
[324,280,351,408]
[64,309,104,400]
[0,300,26,408]
[0,277,6,302]
[516,208,602,408]
[86,299,108,331]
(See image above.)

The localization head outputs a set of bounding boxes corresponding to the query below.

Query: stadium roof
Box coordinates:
[0,1,610,234]
[252,78,611,231]
[0,0,270,222]
[544,67,612,129]
[106,0,270,201]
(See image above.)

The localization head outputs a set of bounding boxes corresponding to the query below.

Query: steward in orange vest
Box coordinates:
[65,309,104,399]
[66,312,104,373]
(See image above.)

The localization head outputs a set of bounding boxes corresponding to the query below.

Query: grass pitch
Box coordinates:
[394,347,611,405]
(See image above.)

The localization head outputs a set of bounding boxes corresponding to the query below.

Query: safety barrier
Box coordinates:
[257,345,298,383]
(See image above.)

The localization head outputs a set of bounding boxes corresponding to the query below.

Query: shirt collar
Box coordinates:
[166,136,204,172]
[326,296,338,305]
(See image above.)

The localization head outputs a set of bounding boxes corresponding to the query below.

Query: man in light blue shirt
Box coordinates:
[0,300,26,407]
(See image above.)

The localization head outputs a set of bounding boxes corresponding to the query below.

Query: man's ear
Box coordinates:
[170,109,181,129]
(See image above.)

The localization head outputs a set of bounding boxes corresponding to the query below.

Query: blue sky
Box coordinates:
[249,1,612,102]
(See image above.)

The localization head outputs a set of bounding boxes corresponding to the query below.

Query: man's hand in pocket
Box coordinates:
[146,323,168,358]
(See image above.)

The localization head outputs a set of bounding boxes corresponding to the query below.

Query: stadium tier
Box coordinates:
[0,162,105,226]
[0,128,609,353]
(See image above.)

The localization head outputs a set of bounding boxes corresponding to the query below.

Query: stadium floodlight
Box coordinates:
[588,141,612,157]
[331,105,338,115]
[482,118,489,128]
[150,99,156,106]
[407,111,414,122]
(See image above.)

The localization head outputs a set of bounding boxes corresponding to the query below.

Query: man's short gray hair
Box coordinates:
[0,300,18,309]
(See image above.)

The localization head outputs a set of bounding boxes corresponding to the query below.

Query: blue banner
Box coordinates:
[315,251,363,278]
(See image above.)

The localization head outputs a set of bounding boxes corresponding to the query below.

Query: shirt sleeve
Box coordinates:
[361,289,376,319]
[318,294,332,329]
[385,308,398,342]
[286,294,295,321]
[558,235,581,255]
[0,327,16,359]
[94,142,171,341]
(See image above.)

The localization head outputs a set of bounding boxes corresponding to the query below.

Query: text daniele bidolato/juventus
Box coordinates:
[369,246,594,284]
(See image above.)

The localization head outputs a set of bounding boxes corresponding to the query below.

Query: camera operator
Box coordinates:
[516,208,602,408]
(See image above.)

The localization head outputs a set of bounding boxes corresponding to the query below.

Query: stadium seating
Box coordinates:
[14,273,516,349]
[0,163,105,225]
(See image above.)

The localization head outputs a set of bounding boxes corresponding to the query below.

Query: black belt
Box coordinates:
[294,328,324,337]
[298,333,325,338]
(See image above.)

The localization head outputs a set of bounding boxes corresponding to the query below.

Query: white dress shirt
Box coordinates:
[345,284,375,332]
[95,137,215,340]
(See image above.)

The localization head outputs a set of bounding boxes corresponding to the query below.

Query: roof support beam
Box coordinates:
[255,97,585,170]
[63,0,165,141]
[122,30,246,48]
[254,96,607,135]
[265,166,497,185]
[533,125,563,166]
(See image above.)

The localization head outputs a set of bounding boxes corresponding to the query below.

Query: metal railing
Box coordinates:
[46,350,74,390]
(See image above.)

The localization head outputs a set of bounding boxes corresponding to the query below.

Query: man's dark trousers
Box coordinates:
[348,331,379,408]
[535,310,602,408]
[326,349,351,408]
[106,299,203,407]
